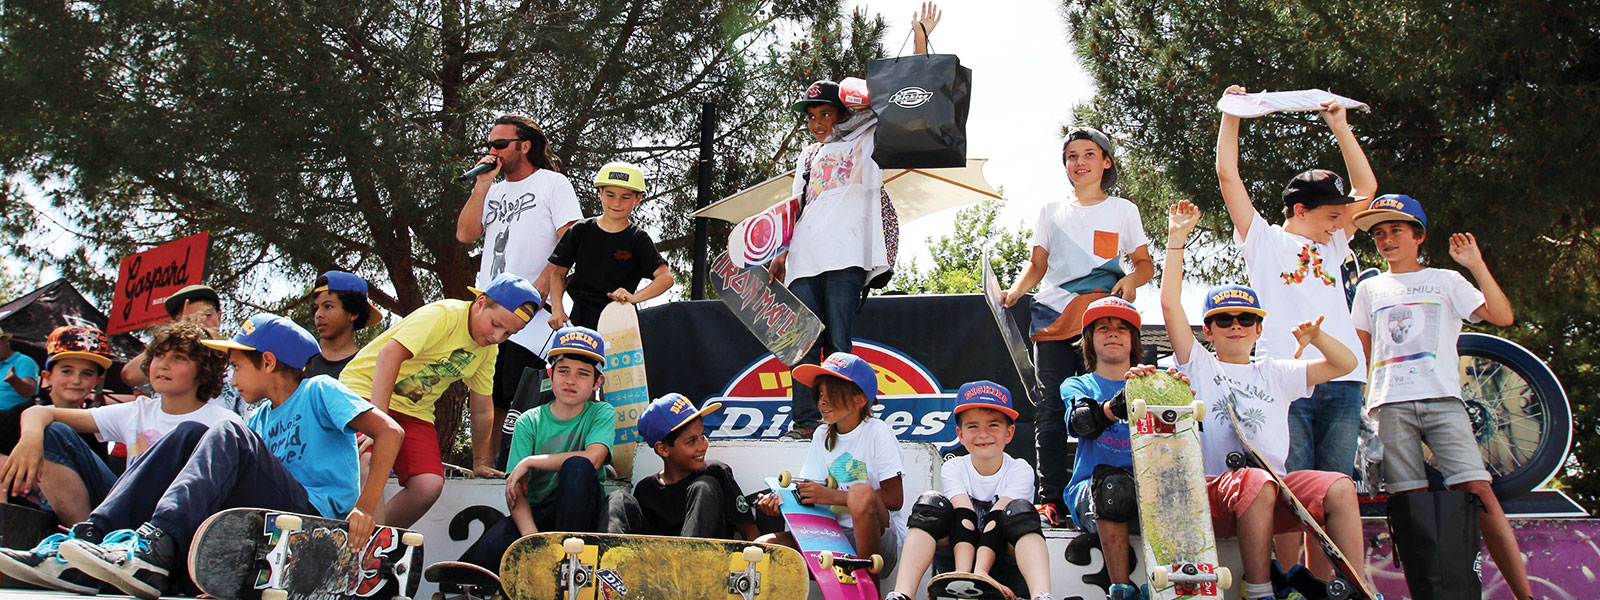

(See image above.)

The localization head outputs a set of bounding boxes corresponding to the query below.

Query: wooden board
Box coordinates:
[709,251,824,367]
[598,302,649,479]
[980,251,1039,408]
[500,532,807,600]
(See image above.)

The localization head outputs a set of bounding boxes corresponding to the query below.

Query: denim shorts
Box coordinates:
[1374,398,1490,492]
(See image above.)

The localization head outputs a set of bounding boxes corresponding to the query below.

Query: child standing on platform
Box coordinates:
[545,162,671,330]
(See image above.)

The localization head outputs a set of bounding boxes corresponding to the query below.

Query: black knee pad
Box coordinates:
[998,498,1042,543]
[1090,465,1138,523]
[979,509,1007,554]
[951,507,979,548]
[908,491,955,539]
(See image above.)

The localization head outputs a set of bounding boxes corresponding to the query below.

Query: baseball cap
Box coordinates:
[791,80,846,114]
[313,271,383,328]
[593,162,647,193]
[547,326,605,363]
[1080,296,1141,339]
[1063,127,1118,190]
[163,284,220,318]
[1281,169,1366,211]
[1353,194,1428,232]
[45,325,114,370]
[638,393,723,446]
[1202,284,1268,319]
[201,314,320,370]
[467,273,541,324]
[953,380,1018,420]
[0,325,11,340]
[792,352,878,401]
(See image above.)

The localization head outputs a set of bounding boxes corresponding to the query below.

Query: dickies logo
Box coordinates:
[1372,197,1405,211]
[239,319,256,335]
[613,250,633,261]
[1210,288,1257,305]
[558,330,600,348]
[888,86,933,109]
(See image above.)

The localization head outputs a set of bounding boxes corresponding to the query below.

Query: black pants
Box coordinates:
[493,340,547,413]
[603,465,732,538]
[458,456,603,572]
[1033,338,1083,508]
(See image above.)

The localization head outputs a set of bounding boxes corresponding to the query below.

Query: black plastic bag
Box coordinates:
[1387,491,1484,599]
[867,53,971,169]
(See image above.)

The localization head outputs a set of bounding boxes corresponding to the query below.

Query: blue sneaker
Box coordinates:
[1109,583,1148,600]
[60,523,176,600]
[0,526,103,594]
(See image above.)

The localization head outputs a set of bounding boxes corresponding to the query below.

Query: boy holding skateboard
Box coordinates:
[603,393,759,540]
[1164,200,1369,599]
[890,381,1053,600]
[340,272,540,528]
[305,270,384,379]
[1001,126,1154,525]
[1349,195,1531,599]
[459,326,615,571]
[546,162,672,330]
[21,314,405,599]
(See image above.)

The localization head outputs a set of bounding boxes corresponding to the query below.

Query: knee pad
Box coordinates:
[1068,399,1114,439]
[1090,465,1138,523]
[998,498,1043,543]
[950,507,979,548]
[979,509,1007,554]
[907,491,955,539]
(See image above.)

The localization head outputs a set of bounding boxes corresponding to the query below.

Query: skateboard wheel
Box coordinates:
[742,546,763,563]
[274,515,302,531]
[1215,566,1233,590]
[818,551,834,569]
[1190,400,1206,421]
[563,537,586,555]
[1150,566,1169,589]
[401,531,424,547]
[824,476,838,489]
[777,471,793,488]
[432,594,445,600]
[1130,399,1147,421]
[869,554,883,574]
[263,590,289,600]
[1326,577,1352,600]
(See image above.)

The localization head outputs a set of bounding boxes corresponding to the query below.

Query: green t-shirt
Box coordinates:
[510,400,617,505]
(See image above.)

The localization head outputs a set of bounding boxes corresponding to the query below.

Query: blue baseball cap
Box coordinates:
[547,326,605,363]
[792,352,878,401]
[313,270,383,328]
[200,314,320,370]
[1203,284,1268,319]
[638,393,723,446]
[1353,194,1428,232]
[467,273,542,324]
[954,380,1018,420]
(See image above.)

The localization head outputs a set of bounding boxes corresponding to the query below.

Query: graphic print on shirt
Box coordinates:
[492,228,509,278]
[482,192,539,227]
[1043,220,1126,295]
[1208,374,1273,438]
[263,412,308,465]
[826,452,870,517]
[1371,301,1444,385]
[1281,244,1335,286]
[806,151,861,200]
[392,349,476,404]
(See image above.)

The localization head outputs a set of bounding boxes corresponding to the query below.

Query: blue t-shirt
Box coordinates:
[1061,373,1133,529]
[247,375,374,518]
[0,352,41,410]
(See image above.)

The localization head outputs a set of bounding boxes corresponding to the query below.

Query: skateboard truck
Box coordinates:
[776,470,838,506]
[1129,399,1206,434]
[1150,562,1232,591]
[725,546,765,600]
[817,550,884,574]
[559,537,594,600]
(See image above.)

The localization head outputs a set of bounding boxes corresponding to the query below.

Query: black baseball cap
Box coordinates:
[1282,169,1366,210]
[791,80,846,114]
[1063,127,1118,190]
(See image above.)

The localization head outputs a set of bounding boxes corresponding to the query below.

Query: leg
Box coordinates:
[1210,468,1278,591]
[845,482,889,560]
[37,462,93,524]
[383,474,444,529]
[458,515,523,574]
[1237,479,1279,587]
[1283,389,1320,473]
[1422,399,1531,599]
[38,422,118,523]
[551,456,603,532]
[1085,466,1139,584]
[784,275,826,432]
[378,411,446,528]
[755,531,797,551]
[147,420,317,545]
[88,421,211,532]
[1282,471,1365,583]
[1310,381,1363,477]
[680,473,726,538]
[993,499,1049,597]
[898,491,957,596]
[603,489,644,535]
[1033,338,1080,515]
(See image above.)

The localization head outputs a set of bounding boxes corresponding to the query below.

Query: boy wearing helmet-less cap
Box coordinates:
[601,393,759,540]
[545,161,672,330]
[305,270,385,380]
[119,284,221,389]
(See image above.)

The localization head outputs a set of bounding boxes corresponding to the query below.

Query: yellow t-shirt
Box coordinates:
[339,300,498,423]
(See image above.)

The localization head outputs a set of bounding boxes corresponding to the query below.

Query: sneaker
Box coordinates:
[884,593,912,600]
[1109,583,1147,600]
[778,425,816,441]
[0,532,102,594]
[60,523,176,600]
[1036,502,1066,527]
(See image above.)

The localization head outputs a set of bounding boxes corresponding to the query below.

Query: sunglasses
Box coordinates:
[1207,314,1260,328]
[484,138,524,150]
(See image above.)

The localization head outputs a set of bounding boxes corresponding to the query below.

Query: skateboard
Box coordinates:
[1124,372,1232,599]
[709,251,825,367]
[599,301,648,479]
[424,560,501,600]
[728,194,803,269]
[764,472,881,600]
[0,502,63,588]
[499,532,807,600]
[980,250,1040,408]
[1215,89,1369,118]
[188,507,424,600]
[928,571,1008,599]
[1222,404,1380,600]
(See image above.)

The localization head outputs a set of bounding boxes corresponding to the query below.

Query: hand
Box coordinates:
[1110,276,1138,303]
[355,433,373,454]
[1168,200,1201,237]
[1000,288,1021,309]
[1167,367,1190,386]
[547,310,567,331]
[1124,365,1159,379]
[0,437,44,498]
[345,507,376,552]
[474,463,506,478]
[795,480,833,505]
[474,155,501,184]
[768,253,787,284]
[1291,315,1326,358]
[1449,233,1484,268]
[756,492,781,517]
[607,288,636,304]
[991,578,1016,600]
[1221,84,1247,101]
[505,460,531,508]
[1,368,15,385]
[1319,99,1349,129]
[912,2,941,39]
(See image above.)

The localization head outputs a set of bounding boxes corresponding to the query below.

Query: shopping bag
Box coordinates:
[1387,490,1484,599]
[868,53,971,169]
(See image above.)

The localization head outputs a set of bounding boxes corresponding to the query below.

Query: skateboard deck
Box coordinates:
[499,532,807,600]
[764,474,879,600]
[0,502,62,588]
[980,250,1040,408]
[1216,89,1369,118]
[425,560,501,600]
[928,571,1008,599]
[188,507,424,600]
[598,302,648,479]
[1223,404,1380,600]
[709,251,825,367]
[728,194,803,268]
[1125,372,1228,599]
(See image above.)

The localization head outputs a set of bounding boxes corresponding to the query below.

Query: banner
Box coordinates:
[108,232,210,335]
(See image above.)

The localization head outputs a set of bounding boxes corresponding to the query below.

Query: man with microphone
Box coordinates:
[455,115,583,465]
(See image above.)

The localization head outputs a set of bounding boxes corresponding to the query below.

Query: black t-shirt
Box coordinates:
[303,353,354,381]
[632,461,754,538]
[548,218,666,317]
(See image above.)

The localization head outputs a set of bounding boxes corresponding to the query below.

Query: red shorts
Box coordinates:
[361,408,444,483]
[1207,468,1349,538]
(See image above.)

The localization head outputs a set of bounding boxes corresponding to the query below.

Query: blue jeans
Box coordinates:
[786,267,867,430]
[41,422,118,509]
[459,456,603,573]
[1284,380,1364,476]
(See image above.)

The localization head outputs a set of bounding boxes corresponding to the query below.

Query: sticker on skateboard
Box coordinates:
[928,571,1009,599]
[728,194,803,268]
[710,251,825,367]
[765,472,881,600]
[188,507,423,600]
[499,532,807,600]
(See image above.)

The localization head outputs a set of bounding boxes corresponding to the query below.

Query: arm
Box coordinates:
[121,351,148,387]
[546,265,571,329]
[1162,201,1201,364]
[531,220,578,299]
[911,2,939,55]
[345,408,405,549]
[1002,246,1049,308]
[468,391,503,477]
[1111,245,1154,302]
[1293,317,1359,386]
[510,493,537,535]
[367,339,414,414]
[1356,330,1373,364]
[3,370,35,400]
[1216,85,1256,238]
[613,263,672,304]
[0,406,101,496]
[1322,101,1376,240]
[1451,233,1514,326]
[508,443,610,474]
[454,156,501,243]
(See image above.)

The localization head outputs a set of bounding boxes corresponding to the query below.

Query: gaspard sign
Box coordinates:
[108,232,210,335]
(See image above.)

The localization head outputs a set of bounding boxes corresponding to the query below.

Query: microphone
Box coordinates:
[457,162,496,182]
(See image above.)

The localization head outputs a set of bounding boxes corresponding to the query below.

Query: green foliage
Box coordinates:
[0,262,39,303]
[891,194,1032,295]
[1062,1,1600,509]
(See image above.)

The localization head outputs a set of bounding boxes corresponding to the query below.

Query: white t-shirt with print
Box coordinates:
[801,418,905,534]
[1029,196,1150,313]
[942,453,1034,509]
[1236,212,1365,383]
[1352,268,1485,408]
[92,395,245,459]
[1181,346,1311,477]
[474,169,583,354]
[785,129,888,285]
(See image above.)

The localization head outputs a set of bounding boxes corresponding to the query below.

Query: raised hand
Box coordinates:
[1291,315,1326,359]
[1319,99,1349,129]
[1168,199,1201,236]
[1449,232,1485,268]
[913,2,941,38]
[1221,84,1247,101]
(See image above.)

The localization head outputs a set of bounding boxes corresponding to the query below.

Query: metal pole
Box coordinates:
[691,102,716,300]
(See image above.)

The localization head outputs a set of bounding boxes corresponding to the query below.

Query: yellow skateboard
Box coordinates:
[500,532,807,600]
